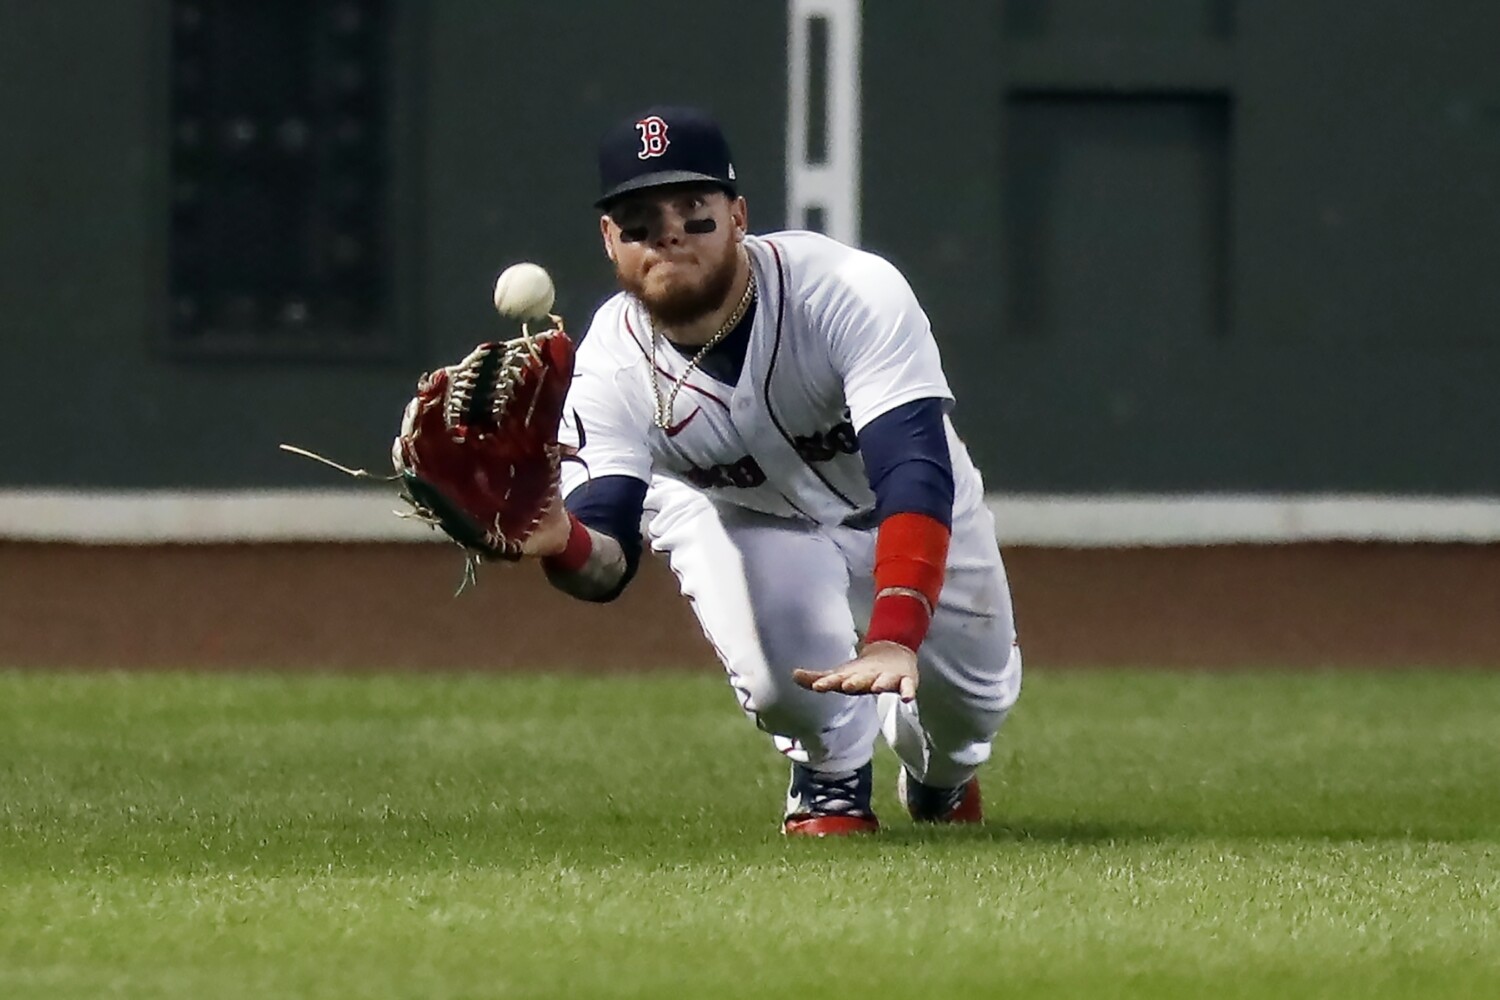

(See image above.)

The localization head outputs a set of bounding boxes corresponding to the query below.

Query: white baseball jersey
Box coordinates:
[557,230,986,522]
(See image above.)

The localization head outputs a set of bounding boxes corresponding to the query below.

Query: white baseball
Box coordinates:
[493,262,556,321]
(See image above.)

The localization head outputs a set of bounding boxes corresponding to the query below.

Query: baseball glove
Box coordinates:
[389,320,576,562]
[280,317,576,581]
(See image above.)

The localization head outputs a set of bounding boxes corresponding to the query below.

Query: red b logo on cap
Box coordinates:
[635,116,670,159]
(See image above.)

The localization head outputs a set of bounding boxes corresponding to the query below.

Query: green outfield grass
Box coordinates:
[1,668,1497,999]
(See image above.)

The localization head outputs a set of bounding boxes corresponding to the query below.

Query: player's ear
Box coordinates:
[600,215,617,262]
[731,196,748,240]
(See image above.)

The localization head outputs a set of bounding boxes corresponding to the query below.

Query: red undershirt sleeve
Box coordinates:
[864,511,951,652]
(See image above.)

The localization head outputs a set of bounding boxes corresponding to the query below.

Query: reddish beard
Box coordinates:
[617,242,739,329]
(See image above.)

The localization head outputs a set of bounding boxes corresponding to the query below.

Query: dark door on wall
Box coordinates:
[859,0,1500,493]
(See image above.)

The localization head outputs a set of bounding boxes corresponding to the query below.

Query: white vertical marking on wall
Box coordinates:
[787,0,862,246]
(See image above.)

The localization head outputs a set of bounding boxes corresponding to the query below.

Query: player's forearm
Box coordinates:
[857,399,956,651]
[541,515,631,602]
[544,474,648,601]
[864,511,951,652]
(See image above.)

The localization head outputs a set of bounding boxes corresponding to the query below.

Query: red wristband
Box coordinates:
[865,592,932,652]
[541,514,592,574]
[864,511,950,653]
[872,512,950,608]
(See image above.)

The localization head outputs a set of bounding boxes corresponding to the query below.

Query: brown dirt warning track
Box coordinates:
[3,542,1498,673]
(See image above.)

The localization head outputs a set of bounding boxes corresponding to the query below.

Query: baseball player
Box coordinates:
[521,106,1022,836]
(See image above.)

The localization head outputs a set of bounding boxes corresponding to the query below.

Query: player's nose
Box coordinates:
[650,213,687,247]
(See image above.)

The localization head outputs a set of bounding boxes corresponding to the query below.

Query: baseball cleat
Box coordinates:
[897,767,983,824]
[783,762,880,836]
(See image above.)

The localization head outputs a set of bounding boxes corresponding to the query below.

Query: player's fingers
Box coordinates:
[799,670,858,693]
[801,669,891,695]
[791,669,828,690]
[837,672,879,694]
[868,672,918,699]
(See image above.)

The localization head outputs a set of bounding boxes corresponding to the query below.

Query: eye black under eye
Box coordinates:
[683,218,717,235]
[619,225,650,243]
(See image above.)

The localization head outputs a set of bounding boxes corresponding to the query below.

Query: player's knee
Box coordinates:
[737,672,787,719]
[738,673,816,734]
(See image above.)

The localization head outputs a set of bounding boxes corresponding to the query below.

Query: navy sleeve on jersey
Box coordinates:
[562,473,649,602]
[857,398,955,528]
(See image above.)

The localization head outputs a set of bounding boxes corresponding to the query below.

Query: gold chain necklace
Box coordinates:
[649,269,757,429]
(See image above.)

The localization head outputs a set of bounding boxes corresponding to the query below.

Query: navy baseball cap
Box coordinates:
[595,106,738,210]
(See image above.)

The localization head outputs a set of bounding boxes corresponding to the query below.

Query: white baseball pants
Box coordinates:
[646,483,1022,788]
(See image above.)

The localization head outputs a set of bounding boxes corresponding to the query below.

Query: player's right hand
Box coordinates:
[517,487,571,559]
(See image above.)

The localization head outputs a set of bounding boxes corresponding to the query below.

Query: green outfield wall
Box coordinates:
[2,0,1496,491]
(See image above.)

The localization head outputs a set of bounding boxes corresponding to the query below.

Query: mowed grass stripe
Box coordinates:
[1,670,1497,999]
